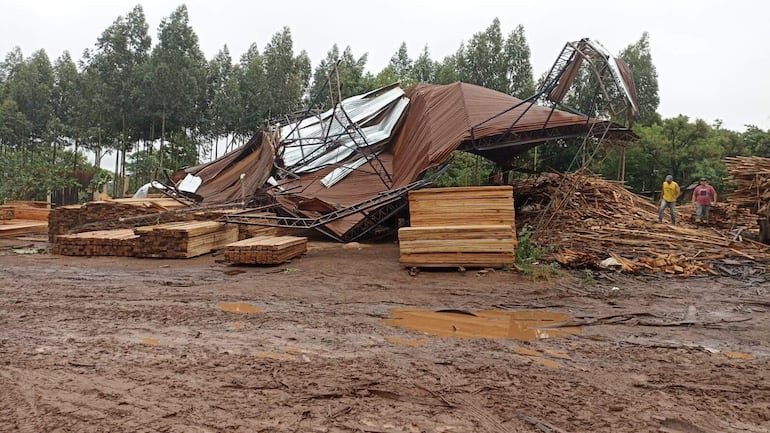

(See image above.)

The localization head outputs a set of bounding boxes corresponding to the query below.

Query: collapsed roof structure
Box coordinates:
[179,38,639,241]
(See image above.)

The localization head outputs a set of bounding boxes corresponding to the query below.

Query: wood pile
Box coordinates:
[399,186,517,268]
[234,212,281,240]
[515,172,770,277]
[134,221,238,258]
[224,235,307,265]
[52,229,139,256]
[48,198,190,242]
[0,201,50,237]
[0,207,14,220]
[724,156,770,210]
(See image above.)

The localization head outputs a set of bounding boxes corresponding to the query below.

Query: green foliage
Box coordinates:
[515,224,559,281]
[0,147,84,200]
[430,152,496,187]
[126,131,198,191]
[619,32,660,126]
[515,224,548,265]
[307,44,369,110]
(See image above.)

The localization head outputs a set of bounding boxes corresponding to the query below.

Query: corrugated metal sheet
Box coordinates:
[188,81,635,240]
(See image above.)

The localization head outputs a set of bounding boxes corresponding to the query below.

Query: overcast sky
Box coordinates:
[2,0,769,132]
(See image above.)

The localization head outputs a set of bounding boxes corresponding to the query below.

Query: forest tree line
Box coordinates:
[1,4,769,201]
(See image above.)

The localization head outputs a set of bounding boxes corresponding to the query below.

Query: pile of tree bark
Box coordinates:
[399,186,517,268]
[515,172,770,276]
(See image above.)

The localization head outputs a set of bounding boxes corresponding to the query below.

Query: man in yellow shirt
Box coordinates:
[658,174,681,224]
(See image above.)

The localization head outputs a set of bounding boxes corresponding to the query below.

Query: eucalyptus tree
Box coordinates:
[262,27,310,122]
[7,50,54,143]
[149,4,207,171]
[388,42,413,86]
[411,45,435,84]
[503,25,535,98]
[456,18,508,93]
[206,45,234,159]
[51,51,81,167]
[75,54,113,168]
[619,32,660,126]
[308,44,369,109]
[89,4,151,194]
[238,43,266,140]
[433,54,459,85]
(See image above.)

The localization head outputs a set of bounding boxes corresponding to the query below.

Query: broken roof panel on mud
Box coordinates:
[187,81,634,240]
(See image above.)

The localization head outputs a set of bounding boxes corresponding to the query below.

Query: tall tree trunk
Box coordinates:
[159,106,166,174]
[121,113,127,196]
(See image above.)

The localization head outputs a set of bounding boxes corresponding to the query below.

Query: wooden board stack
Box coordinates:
[52,229,139,256]
[0,207,14,220]
[0,201,49,238]
[48,198,188,242]
[134,221,238,258]
[235,212,281,240]
[224,235,307,265]
[399,186,516,268]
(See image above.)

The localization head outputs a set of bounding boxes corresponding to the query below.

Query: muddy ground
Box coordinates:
[1,237,769,433]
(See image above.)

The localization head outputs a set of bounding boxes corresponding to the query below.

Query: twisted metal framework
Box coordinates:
[469,38,638,157]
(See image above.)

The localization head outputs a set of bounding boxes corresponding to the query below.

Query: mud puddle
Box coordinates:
[218,302,261,314]
[383,308,580,341]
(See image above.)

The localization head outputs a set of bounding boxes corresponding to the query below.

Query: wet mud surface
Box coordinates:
[1,239,768,432]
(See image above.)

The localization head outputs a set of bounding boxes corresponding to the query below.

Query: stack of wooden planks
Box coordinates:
[399,186,517,268]
[48,198,189,242]
[52,229,139,256]
[134,221,238,258]
[0,201,50,238]
[224,235,307,265]
[515,171,770,276]
[235,212,282,240]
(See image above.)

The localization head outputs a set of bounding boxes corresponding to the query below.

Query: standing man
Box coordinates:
[692,177,717,224]
[658,174,681,224]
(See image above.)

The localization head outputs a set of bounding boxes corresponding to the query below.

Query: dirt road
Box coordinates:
[1,239,768,432]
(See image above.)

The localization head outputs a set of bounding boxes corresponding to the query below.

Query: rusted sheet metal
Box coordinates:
[188,81,634,240]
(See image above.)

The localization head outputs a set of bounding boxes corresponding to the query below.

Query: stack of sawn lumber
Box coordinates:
[134,221,238,258]
[48,198,189,242]
[515,172,770,276]
[52,229,138,256]
[399,186,517,268]
[224,235,307,265]
[0,201,50,237]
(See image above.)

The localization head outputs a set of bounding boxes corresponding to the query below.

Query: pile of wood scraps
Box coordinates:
[724,156,770,210]
[516,172,770,277]
[224,235,307,265]
[398,186,517,269]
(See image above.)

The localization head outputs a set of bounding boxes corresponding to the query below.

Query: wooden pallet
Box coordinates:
[53,229,139,256]
[224,235,307,265]
[134,221,238,258]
